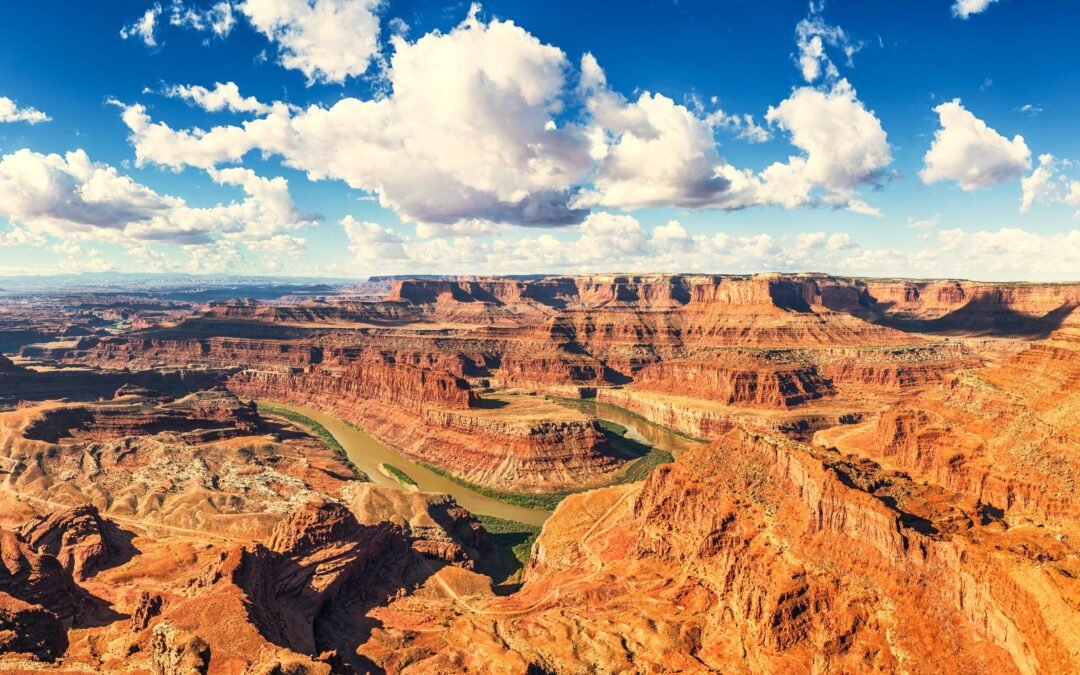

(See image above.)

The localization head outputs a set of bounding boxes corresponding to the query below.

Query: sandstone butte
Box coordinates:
[0,272,1076,673]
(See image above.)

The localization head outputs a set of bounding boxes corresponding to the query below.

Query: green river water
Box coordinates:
[257,398,697,527]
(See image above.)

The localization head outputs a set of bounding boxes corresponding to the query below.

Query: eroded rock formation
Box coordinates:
[17,504,128,580]
[356,426,1079,673]
[227,366,626,491]
[2,273,1077,672]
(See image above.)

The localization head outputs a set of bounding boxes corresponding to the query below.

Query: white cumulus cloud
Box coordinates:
[113,3,894,228]
[0,96,50,124]
[239,0,384,84]
[120,3,163,47]
[574,55,756,211]
[0,148,317,249]
[794,12,860,83]
[342,216,407,261]
[952,0,999,19]
[118,8,593,228]
[920,99,1030,191]
[761,78,891,212]
[163,81,272,115]
[170,0,235,37]
[1020,154,1080,218]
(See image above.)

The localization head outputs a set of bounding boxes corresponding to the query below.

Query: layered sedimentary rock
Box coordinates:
[20,387,259,443]
[818,324,1080,530]
[867,279,1079,335]
[631,356,834,407]
[2,274,1079,672]
[17,504,126,580]
[347,483,492,566]
[0,389,362,540]
[358,428,1079,673]
[0,383,503,671]
[596,386,861,440]
[210,499,398,657]
[0,356,223,408]
[0,524,84,662]
[93,492,492,674]
[0,528,84,628]
[30,272,1022,491]
[228,367,625,491]
[0,591,67,661]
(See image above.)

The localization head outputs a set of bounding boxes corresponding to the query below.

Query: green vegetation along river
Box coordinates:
[256,397,698,527]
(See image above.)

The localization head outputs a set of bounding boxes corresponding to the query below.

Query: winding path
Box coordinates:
[14,493,253,545]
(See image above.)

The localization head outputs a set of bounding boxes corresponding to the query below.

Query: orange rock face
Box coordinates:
[1,273,1077,672]
[818,324,1080,530]
[227,365,625,491]
[355,426,1078,673]
[632,356,835,407]
[17,504,126,581]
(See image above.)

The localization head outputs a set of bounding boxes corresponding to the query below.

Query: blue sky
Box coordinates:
[0,0,1077,279]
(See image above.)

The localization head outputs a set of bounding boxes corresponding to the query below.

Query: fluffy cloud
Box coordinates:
[239,0,383,84]
[342,216,407,261]
[115,4,892,227]
[574,56,755,211]
[952,0,999,19]
[1021,154,1062,212]
[343,213,1080,281]
[163,82,271,114]
[0,148,316,248]
[706,109,771,144]
[930,227,1080,279]
[243,233,306,253]
[351,212,847,275]
[117,100,265,169]
[794,12,860,83]
[120,4,162,47]
[118,8,593,227]
[0,97,50,124]
[920,99,1030,191]
[575,62,888,215]
[170,0,235,37]
[123,0,378,82]
[0,226,47,247]
[1021,154,1080,217]
[761,79,891,211]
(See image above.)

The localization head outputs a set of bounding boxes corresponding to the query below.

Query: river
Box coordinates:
[258,398,695,527]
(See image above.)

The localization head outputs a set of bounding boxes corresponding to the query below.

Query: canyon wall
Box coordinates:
[357,427,1078,673]
[227,367,625,491]
[818,324,1080,528]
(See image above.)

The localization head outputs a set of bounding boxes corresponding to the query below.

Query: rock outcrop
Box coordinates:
[867,279,1079,335]
[346,483,492,566]
[631,356,834,407]
[221,499,395,656]
[228,368,626,491]
[818,324,1080,529]
[17,504,129,580]
[151,621,211,675]
[0,592,67,661]
[0,528,83,627]
[0,390,362,540]
[357,428,1079,673]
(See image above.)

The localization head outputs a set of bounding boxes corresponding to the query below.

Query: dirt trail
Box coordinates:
[13,492,253,545]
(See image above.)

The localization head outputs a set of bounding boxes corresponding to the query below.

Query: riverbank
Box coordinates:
[254,395,702,526]
[255,400,553,526]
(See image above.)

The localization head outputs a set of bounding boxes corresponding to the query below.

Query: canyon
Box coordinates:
[0,272,1076,673]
